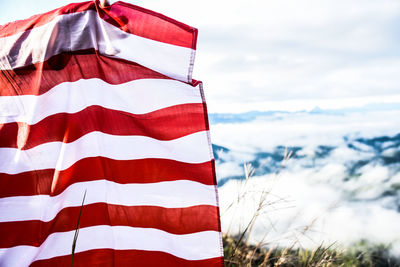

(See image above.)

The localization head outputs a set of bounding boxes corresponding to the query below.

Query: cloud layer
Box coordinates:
[213,108,400,255]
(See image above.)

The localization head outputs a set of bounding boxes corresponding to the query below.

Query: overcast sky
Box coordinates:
[1,0,400,112]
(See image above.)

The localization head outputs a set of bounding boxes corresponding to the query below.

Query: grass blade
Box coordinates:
[71,190,87,267]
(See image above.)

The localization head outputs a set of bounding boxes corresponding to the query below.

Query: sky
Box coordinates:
[1,0,400,113]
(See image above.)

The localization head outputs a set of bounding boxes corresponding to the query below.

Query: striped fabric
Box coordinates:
[0,1,223,266]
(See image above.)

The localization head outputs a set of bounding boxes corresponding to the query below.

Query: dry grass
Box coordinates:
[223,234,398,267]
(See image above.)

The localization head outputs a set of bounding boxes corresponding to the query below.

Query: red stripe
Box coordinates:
[99,1,197,49]
[0,2,94,37]
[30,249,223,267]
[0,1,197,49]
[0,49,169,97]
[0,103,207,149]
[0,158,216,198]
[0,204,220,248]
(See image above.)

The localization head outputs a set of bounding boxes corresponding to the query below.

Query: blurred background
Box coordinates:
[2,0,400,257]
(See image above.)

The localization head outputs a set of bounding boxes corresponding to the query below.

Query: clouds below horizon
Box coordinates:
[213,108,400,254]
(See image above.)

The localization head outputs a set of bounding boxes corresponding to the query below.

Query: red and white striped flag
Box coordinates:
[0,1,223,266]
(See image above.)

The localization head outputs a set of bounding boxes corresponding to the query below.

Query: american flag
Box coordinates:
[0,1,223,266]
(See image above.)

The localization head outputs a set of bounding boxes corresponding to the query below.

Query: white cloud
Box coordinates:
[211,109,400,153]
[219,163,400,254]
[213,106,400,254]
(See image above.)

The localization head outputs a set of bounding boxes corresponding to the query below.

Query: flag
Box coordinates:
[0,1,223,266]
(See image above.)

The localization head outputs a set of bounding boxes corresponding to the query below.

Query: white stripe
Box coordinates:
[0,10,194,82]
[0,226,222,266]
[0,131,212,174]
[0,78,201,124]
[0,180,218,223]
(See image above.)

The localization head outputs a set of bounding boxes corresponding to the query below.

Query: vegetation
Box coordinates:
[223,234,399,266]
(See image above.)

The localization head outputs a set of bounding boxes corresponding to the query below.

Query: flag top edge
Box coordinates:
[0,0,198,50]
